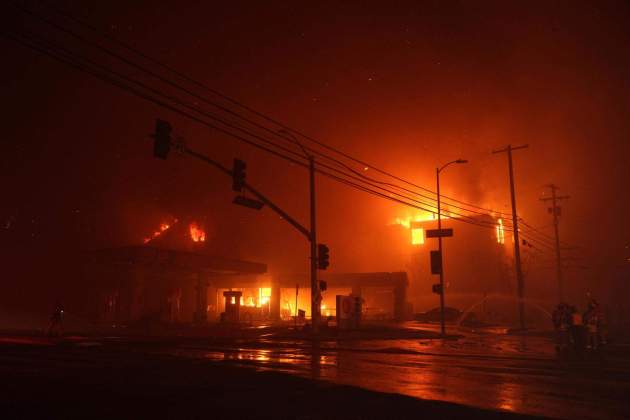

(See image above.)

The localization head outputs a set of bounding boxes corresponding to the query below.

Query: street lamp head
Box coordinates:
[439,158,469,173]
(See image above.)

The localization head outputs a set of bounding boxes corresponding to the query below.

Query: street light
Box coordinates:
[436,158,468,336]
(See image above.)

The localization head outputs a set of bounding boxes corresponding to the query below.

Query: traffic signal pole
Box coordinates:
[185,148,311,238]
[493,144,528,330]
[152,120,328,335]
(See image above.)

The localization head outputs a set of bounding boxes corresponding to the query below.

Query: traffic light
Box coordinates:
[232,158,246,192]
[430,250,442,275]
[152,119,172,159]
[319,280,327,292]
[317,243,330,270]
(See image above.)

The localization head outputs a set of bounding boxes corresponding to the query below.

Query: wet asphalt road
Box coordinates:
[2,324,629,419]
[163,325,630,419]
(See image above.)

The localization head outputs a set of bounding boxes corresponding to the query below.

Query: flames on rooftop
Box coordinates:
[143,219,206,245]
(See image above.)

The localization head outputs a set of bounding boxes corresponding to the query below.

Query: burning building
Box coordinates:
[87,218,411,326]
[388,212,513,313]
[88,219,267,325]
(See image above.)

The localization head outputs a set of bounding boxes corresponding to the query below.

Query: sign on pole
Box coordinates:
[426,228,454,238]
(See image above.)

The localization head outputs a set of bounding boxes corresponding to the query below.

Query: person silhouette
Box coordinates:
[47,302,64,337]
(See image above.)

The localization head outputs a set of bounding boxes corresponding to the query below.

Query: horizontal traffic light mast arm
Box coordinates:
[183,147,311,240]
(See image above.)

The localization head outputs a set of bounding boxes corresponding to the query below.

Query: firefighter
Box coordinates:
[552,303,569,353]
[569,305,586,354]
[47,302,64,337]
[583,301,600,351]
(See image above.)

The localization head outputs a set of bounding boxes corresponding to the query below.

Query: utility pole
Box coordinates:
[309,155,321,334]
[295,284,299,328]
[493,144,528,330]
[540,184,569,302]
[436,167,445,336]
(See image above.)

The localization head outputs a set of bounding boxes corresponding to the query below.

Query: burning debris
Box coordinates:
[143,220,177,244]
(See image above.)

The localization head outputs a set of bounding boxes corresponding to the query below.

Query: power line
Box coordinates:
[28,0,516,219]
[9,0,513,226]
[9,1,560,242]
[2,28,514,237]
[2,23,511,233]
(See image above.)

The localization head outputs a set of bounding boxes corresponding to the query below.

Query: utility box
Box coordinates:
[336,295,362,330]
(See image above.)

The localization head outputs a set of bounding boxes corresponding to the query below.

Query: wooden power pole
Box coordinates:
[493,144,528,330]
[540,184,570,302]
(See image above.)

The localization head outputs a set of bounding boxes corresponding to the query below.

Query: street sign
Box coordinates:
[432,283,443,295]
[233,195,264,210]
[426,228,454,238]
[430,250,442,274]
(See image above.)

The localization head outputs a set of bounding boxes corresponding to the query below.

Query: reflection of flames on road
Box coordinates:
[143,220,176,244]
[189,223,206,242]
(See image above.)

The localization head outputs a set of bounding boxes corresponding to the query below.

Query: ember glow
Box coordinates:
[143,221,175,244]
[189,223,206,242]
[258,288,271,307]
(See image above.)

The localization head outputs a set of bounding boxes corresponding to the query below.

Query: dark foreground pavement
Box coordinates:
[0,338,540,420]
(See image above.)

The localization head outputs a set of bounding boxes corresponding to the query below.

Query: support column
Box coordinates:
[194,272,208,325]
[270,282,281,321]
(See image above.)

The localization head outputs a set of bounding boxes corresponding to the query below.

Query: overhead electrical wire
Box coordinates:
[4,27,510,232]
[3,27,511,235]
[27,0,516,219]
[7,0,515,229]
[7,3,573,239]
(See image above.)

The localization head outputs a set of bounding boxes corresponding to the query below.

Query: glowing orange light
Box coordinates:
[496,218,505,244]
[392,212,435,229]
[411,228,424,245]
[189,223,206,242]
[143,220,175,244]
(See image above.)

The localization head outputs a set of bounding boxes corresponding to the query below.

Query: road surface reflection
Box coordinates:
[169,327,630,419]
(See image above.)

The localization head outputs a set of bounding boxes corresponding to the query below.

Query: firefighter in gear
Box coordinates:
[584,299,605,351]
[569,305,586,354]
[552,303,571,354]
[584,302,599,350]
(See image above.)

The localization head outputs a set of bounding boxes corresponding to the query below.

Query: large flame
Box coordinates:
[391,212,435,245]
[258,287,271,307]
[391,211,436,229]
[496,218,505,244]
[189,223,206,242]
